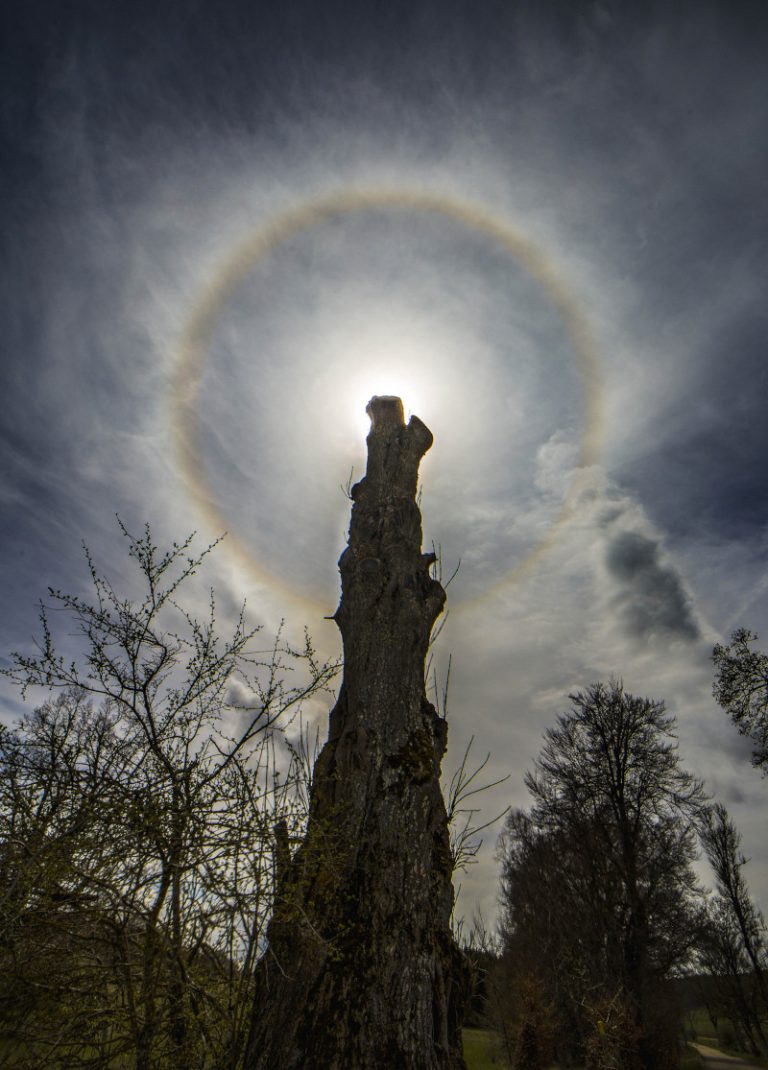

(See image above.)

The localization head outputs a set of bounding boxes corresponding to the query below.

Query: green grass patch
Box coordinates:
[680,1043,704,1070]
[463,1027,511,1069]
[685,1007,718,1043]
[685,1007,768,1066]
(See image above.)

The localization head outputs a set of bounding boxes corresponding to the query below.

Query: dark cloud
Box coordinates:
[727,783,746,805]
[604,530,700,643]
[618,313,768,543]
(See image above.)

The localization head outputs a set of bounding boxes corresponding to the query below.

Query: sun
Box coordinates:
[324,328,437,441]
[348,375,426,440]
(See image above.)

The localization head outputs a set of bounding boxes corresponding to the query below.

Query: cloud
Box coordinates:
[604,529,700,643]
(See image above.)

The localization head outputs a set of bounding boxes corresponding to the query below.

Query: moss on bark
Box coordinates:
[245,397,468,1070]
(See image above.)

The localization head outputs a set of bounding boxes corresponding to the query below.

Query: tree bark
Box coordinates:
[245,396,468,1069]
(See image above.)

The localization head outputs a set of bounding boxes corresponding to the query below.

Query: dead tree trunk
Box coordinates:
[245,396,468,1069]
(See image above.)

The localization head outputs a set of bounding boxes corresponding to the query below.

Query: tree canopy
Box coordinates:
[497,682,706,1070]
[713,628,768,773]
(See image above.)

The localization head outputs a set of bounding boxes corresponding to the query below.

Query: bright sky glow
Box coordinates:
[334,333,435,440]
[171,188,602,617]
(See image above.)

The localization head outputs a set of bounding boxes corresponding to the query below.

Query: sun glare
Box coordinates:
[349,377,425,438]
[332,330,438,441]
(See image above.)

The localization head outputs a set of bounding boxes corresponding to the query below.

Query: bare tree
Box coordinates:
[0,693,127,1067]
[698,803,768,1056]
[713,629,768,774]
[696,897,766,1056]
[497,682,706,1070]
[0,524,337,1069]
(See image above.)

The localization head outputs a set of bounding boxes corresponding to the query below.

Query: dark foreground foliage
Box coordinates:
[0,526,337,1069]
[493,682,707,1070]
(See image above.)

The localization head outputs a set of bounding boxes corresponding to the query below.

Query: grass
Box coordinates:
[685,1008,768,1067]
[463,1027,511,1069]
[462,1028,716,1070]
[686,1006,720,1044]
[680,1043,705,1070]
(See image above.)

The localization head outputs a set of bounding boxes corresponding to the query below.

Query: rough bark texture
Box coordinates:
[245,396,468,1069]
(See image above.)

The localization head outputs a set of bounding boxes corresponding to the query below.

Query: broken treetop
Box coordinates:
[358,395,434,502]
[337,395,444,640]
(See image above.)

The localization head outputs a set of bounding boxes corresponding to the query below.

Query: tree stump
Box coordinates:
[245,396,468,1069]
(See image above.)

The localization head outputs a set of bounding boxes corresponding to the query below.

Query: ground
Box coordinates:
[463,1028,511,1069]
[693,1043,760,1070]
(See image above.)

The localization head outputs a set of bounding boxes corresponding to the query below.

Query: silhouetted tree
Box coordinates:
[713,629,768,774]
[696,897,766,1055]
[0,524,337,1069]
[698,803,768,1056]
[498,682,706,1070]
[512,977,553,1070]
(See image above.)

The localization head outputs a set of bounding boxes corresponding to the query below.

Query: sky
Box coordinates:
[2,0,768,929]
